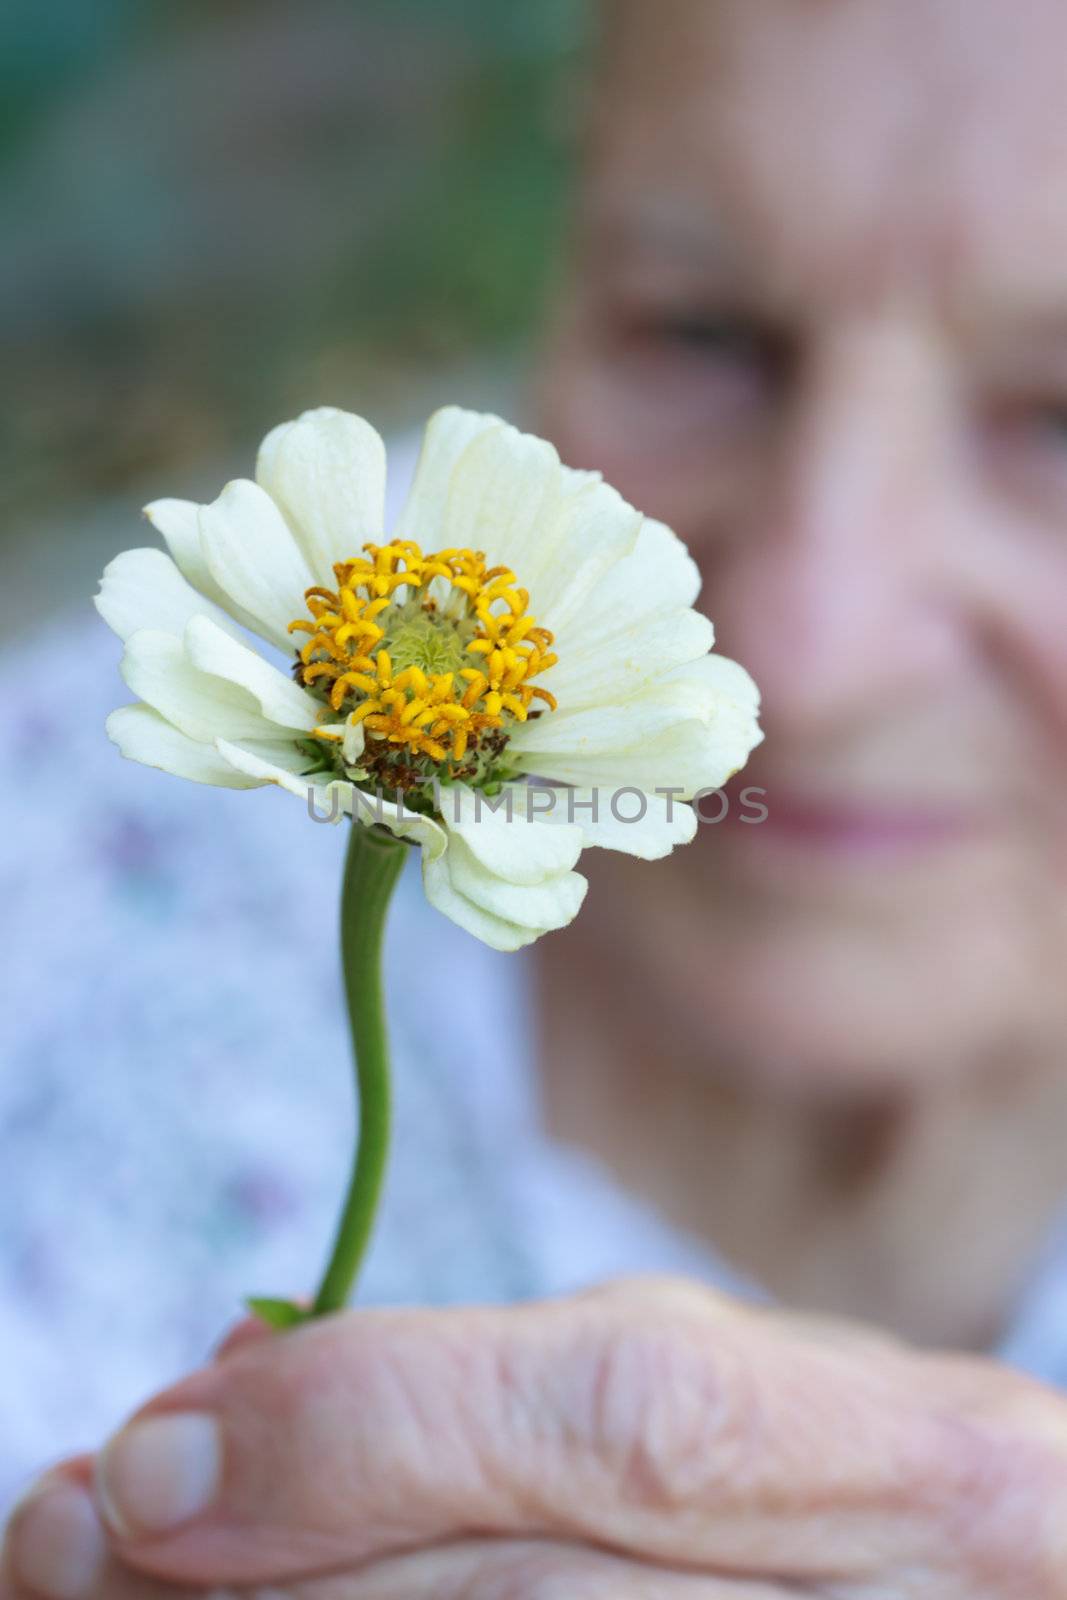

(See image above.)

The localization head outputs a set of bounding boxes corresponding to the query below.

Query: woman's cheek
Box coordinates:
[547,371,762,547]
[976,513,1067,754]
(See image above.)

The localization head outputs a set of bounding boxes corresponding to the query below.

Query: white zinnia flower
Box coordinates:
[97,406,761,950]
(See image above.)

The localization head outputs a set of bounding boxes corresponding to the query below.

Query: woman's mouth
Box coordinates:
[722,785,992,864]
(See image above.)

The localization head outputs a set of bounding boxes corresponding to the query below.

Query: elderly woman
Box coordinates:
[4,0,1067,1594]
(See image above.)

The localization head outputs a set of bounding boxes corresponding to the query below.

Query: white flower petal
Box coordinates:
[214,735,354,812]
[392,406,506,546]
[256,407,387,582]
[435,417,563,575]
[439,831,587,932]
[501,784,698,860]
[214,739,448,854]
[542,608,714,712]
[512,653,762,794]
[341,715,366,767]
[144,497,267,634]
[183,614,322,733]
[526,470,643,634]
[99,405,762,952]
[95,548,245,645]
[351,792,447,855]
[548,515,705,665]
[142,497,207,588]
[199,479,315,651]
[436,781,584,884]
[575,790,698,856]
[516,651,760,749]
[590,515,702,616]
[393,409,645,656]
[631,516,703,608]
[106,704,263,788]
[142,499,221,601]
[680,650,763,722]
[420,421,644,631]
[512,674,715,758]
[421,851,547,952]
[120,630,283,744]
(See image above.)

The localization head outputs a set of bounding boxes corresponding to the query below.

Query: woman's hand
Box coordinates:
[4,1276,1067,1599]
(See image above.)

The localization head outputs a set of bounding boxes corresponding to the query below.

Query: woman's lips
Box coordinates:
[725,788,988,860]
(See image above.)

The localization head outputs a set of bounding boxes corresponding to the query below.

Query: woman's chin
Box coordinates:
[658,895,1063,1098]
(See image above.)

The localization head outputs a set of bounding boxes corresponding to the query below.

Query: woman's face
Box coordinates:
[541,0,1067,1090]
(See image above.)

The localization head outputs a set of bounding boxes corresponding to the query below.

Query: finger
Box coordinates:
[287,1539,801,1600]
[213,1296,314,1361]
[0,1459,793,1599]
[212,1313,281,1362]
[86,1277,1067,1592]
[1,1461,106,1600]
[3,1519,802,1600]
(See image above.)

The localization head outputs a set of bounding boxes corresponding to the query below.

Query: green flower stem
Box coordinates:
[310,820,408,1316]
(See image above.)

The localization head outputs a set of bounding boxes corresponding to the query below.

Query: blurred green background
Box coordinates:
[0,0,584,635]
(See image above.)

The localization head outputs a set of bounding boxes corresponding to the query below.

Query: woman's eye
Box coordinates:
[1031,403,1067,444]
[594,302,793,441]
[645,314,768,358]
[623,311,792,388]
[659,313,751,348]
[981,395,1067,511]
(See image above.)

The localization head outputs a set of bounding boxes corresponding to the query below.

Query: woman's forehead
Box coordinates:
[588,0,1067,323]
[594,0,1067,189]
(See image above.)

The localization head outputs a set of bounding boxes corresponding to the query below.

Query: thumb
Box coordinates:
[211,1295,314,1361]
[88,1277,1055,1592]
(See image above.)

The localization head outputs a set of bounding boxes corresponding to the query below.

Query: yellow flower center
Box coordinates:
[287,539,557,788]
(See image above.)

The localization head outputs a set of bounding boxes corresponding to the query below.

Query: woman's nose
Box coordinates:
[711,319,967,741]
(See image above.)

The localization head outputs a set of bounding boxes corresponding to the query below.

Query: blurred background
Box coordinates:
[0,0,585,638]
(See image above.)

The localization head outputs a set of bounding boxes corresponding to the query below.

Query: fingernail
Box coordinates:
[6,1481,105,1599]
[95,1413,222,1539]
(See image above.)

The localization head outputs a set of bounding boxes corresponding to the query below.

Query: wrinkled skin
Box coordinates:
[541,0,1067,1091]
[8,2,1067,1597]
[5,1281,1067,1598]
[534,0,1067,1349]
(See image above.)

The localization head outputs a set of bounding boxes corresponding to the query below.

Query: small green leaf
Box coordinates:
[245,1295,310,1330]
